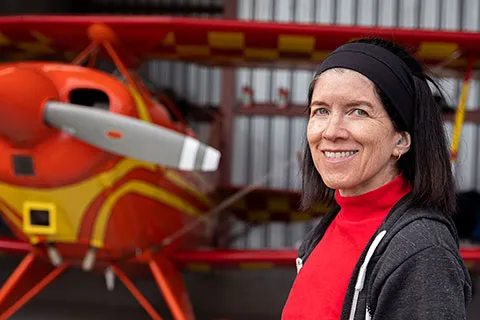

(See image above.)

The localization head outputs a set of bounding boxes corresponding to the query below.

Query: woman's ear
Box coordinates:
[394,132,411,157]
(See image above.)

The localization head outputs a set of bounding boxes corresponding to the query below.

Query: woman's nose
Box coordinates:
[322,115,348,141]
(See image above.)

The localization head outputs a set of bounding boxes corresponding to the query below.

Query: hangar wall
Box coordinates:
[145,0,480,249]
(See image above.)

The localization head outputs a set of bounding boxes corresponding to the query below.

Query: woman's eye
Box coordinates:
[312,108,328,116]
[352,109,368,116]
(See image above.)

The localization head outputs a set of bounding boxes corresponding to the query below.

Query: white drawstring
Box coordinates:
[349,230,387,320]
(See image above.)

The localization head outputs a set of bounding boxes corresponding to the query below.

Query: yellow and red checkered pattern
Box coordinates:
[218,186,332,223]
[149,28,480,71]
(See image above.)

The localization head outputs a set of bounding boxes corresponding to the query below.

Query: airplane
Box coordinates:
[0,15,480,320]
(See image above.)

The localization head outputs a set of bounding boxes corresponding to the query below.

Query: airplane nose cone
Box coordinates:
[0,66,58,146]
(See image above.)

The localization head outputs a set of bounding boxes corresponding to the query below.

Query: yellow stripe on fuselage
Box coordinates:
[0,158,209,246]
[0,159,156,244]
[90,180,202,248]
[128,86,152,123]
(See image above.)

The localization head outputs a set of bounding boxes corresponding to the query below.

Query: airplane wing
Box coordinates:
[1,15,480,73]
[171,247,480,272]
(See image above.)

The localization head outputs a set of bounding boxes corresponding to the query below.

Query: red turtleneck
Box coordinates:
[282,175,411,320]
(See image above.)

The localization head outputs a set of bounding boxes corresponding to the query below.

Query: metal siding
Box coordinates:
[231,116,249,186]
[420,0,439,29]
[210,67,222,106]
[248,116,270,247]
[250,117,270,184]
[337,0,354,25]
[378,0,396,27]
[269,116,291,248]
[249,1,273,254]
[172,61,186,98]
[231,0,256,250]
[356,0,375,26]
[289,118,308,191]
[315,0,335,23]
[270,118,290,189]
[186,63,200,102]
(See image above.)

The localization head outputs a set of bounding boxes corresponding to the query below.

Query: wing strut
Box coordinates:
[0,253,70,319]
[71,23,150,113]
[72,40,100,66]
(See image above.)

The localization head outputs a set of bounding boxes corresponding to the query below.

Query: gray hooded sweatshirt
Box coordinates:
[297,193,472,319]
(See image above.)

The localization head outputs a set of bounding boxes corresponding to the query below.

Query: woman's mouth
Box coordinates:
[323,150,358,162]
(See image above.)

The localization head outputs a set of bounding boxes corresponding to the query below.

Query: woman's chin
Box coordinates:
[322,176,355,191]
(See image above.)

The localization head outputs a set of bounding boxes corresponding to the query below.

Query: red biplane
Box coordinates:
[0,15,479,320]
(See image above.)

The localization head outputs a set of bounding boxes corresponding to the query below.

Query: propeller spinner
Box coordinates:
[43,101,221,172]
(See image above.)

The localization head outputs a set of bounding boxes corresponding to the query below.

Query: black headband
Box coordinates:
[316,42,415,131]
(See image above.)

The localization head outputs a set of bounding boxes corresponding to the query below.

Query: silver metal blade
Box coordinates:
[43,101,221,172]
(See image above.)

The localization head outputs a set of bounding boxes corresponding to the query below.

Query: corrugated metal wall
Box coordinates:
[142,0,480,249]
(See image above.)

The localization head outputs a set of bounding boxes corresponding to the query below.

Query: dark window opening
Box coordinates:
[12,155,35,176]
[30,209,50,227]
[69,89,110,111]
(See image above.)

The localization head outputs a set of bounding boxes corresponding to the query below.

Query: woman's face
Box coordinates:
[307,68,407,197]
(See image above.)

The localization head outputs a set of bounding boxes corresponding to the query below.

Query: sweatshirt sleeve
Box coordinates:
[372,245,471,320]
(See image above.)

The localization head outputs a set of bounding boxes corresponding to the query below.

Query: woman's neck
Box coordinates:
[335,174,412,222]
[338,167,400,197]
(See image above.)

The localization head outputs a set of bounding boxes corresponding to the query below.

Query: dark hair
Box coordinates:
[301,38,456,215]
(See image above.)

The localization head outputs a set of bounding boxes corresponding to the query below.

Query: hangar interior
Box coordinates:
[2,0,480,319]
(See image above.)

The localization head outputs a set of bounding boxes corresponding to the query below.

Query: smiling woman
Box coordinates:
[307,68,410,197]
[282,38,472,320]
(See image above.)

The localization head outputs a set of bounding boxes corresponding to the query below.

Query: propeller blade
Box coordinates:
[43,101,221,171]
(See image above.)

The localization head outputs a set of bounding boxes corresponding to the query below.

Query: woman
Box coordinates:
[282,38,472,319]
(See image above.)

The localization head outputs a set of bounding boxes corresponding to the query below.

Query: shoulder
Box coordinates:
[391,215,459,254]
[370,209,466,288]
[380,204,460,257]
[366,212,472,315]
